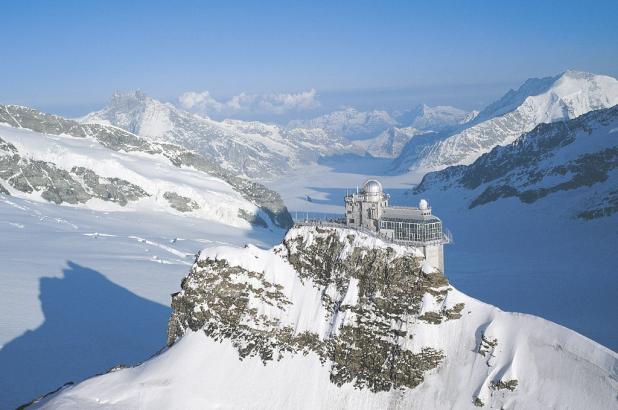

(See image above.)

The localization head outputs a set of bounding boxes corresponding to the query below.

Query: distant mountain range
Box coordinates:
[288,107,398,139]
[77,70,618,181]
[289,104,477,158]
[393,70,618,173]
[81,92,359,180]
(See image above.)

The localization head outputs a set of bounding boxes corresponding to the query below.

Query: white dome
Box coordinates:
[363,179,382,194]
[419,199,429,210]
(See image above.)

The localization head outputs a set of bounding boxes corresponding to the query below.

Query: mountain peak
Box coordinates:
[110,90,150,106]
[560,69,597,80]
[33,224,618,409]
[395,70,618,173]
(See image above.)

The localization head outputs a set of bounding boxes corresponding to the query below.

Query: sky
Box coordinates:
[2,0,617,120]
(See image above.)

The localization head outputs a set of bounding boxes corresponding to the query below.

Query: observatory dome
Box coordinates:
[419,199,429,210]
[363,179,383,194]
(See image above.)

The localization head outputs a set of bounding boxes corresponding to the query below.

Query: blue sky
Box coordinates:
[2,0,617,119]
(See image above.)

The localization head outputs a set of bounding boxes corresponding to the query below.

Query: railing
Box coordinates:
[293,219,451,247]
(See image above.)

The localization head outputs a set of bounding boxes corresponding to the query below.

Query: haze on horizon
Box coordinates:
[2,0,617,121]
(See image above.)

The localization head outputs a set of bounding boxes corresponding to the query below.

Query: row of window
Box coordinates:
[379,220,443,242]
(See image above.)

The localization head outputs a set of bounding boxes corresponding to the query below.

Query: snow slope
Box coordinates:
[82,92,358,180]
[0,104,295,409]
[0,104,293,229]
[394,70,618,173]
[0,123,260,228]
[30,226,618,409]
[415,105,618,219]
[0,192,284,410]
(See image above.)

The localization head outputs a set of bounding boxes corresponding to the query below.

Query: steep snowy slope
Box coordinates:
[29,226,618,409]
[0,104,292,229]
[415,105,618,219]
[82,92,358,179]
[394,70,618,173]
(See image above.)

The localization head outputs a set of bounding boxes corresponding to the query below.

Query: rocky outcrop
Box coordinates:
[72,167,150,205]
[163,191,200,212]
[26,226,618,409]
[168,226,459,392]
[0,104,293,228]
[0,137,149,206]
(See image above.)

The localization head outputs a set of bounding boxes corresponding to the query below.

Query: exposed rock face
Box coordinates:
[168,226,458,392]
[162,191,200,212]
[0,137,148,205]
[0,104,293,228]
[72,167,150,205]
[415,105,618,219]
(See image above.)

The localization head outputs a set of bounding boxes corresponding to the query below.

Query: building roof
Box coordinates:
[381,206,441,223]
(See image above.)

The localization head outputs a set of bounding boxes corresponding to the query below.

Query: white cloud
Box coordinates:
[178,89,320,116]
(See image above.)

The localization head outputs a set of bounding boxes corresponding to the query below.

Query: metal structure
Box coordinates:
[342,179,449,272]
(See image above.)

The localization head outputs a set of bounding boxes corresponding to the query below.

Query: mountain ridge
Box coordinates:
[0,104,293,229]
[82,92,359,180]
[414,104,618,219]
[393,70,618,174]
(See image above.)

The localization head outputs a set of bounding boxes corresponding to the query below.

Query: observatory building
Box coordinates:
[344,179,447,272]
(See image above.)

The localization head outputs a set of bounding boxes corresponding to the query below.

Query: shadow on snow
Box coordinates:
[0,261,170,409]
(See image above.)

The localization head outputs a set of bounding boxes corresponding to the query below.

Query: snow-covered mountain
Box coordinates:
[0,104,292,229]
[288,107,398,139]
[394,103,477,131]
[414,105,618,219]
[29,225,618,409]
[82,92,358,180]
[353,126,427,158]
[394,70,618,173]
[289,104,475,143]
